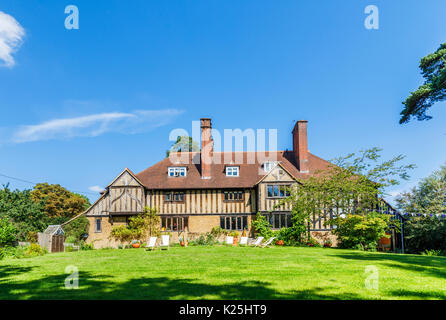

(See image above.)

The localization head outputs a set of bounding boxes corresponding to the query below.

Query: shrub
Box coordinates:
[25,243,46,257]
[193,233,218,246]
[210,227,229,237]
[0,247,5,260]
[65,236,77,244]
[404,216,446,254]
[110,225,135,243]
[329,213,391,251]
[252,213,274,239]
[0,218,17,247]
[421,249,443,256]
[80,242,94,250]
[26,231,38,243]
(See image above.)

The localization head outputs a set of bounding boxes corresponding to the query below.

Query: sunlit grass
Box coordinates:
[0,246,445,299]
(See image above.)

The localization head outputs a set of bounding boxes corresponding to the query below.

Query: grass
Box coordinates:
[0,245,445,300]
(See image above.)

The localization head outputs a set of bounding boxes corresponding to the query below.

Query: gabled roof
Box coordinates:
[254,161,299,185]
[44,225,64,236]
[107,168,145,188]
[135,151,332,189]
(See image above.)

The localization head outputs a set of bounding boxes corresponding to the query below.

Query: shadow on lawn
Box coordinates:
[0,268,363,300]
[333,251,446,280]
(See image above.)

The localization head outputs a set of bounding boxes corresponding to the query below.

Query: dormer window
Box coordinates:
[226,166,239,177]
[168,167,187,177]
[263,161,277,172]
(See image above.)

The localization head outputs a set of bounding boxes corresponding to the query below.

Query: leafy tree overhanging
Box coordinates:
[400,42,446,124]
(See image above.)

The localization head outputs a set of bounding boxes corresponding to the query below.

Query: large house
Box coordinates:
[76,118,337,248]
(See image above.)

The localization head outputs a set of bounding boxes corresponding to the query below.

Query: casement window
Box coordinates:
[225,166,239,177]
[262,213,292,229]
[263,161,277,172]
[220,215,248,231]
[161,216,188,232]
[95,218,102,233]
[168,167,187,177]
[164,192,184,202]
[266,184,291,198]
[223,190,244,201]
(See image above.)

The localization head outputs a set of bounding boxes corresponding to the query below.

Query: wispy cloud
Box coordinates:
[88,185,104,193]
[0,11,25,67]
[11,109,184,143]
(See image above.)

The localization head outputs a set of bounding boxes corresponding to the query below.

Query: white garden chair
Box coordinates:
[250,236,264,247]
[160,235,170,250]
[239,236,248,246]
[260,237,276,248]
[145,236,157,251]
[226,236,234,245]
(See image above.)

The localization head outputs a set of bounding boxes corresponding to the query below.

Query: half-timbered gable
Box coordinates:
[108,169,145,215]
[256,163,297,213]
[84,193,110,217]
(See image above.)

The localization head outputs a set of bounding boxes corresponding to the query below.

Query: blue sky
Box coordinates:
[0,0,445,203]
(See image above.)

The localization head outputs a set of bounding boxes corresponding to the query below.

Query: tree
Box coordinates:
[30,183,90,224]
[0,217,17,247]
[395,163,446,214]
[400,43,446,124]
[403,216,446,254]
[0,185,47,241]
[166,136,200,157]
[63,215,90,242]
[281,148,414,248]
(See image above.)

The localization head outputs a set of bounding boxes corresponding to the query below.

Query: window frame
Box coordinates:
[168,167,187,177]
[161,216,189,232]
[95,218,102,233]
[225,166,239,177]
[220,215,248,231]
[266,184,291,199]
[263,161,277,172]
[223,190,244,202]
[262,213,292,229]
[164,191,185,202]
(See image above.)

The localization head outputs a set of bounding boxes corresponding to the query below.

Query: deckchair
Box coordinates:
[226,236,234,245]
[260,237,276,248]
[146,237,157,250]
[250,236,264,247]
[239,236,248,246]
[145,237,157,251]
[160,235,170,250]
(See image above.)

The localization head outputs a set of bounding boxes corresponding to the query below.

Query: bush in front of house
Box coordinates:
[328,213,392,251]
[251,213,275,239]
[404,216,446,255]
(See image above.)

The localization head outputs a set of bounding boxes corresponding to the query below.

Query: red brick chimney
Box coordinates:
[200,118,213,179]
[292,120,309,173]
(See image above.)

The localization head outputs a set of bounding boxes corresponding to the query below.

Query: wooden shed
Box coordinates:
[38,225,65,253]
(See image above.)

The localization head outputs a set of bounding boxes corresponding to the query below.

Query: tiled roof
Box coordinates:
[135,151,332,189]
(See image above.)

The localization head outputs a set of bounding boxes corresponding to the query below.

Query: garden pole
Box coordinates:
[400,217,405,254]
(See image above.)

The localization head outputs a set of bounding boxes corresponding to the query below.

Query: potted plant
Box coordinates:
[323,240,332,248]
[131,240,141,248]
[275,239,284,246]
[230,231,239,245]
[305,238,316,247]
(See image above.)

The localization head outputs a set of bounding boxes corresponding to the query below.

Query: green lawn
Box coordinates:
[1,246,445,300]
